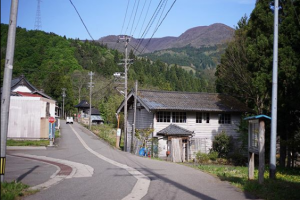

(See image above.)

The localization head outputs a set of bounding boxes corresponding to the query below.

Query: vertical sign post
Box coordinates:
[49,116,55,146]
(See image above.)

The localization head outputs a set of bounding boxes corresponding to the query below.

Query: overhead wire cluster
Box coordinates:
[118,0,177,54]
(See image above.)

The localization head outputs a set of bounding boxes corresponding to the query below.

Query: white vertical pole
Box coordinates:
[270,0,279,179]
[0,0,19,183]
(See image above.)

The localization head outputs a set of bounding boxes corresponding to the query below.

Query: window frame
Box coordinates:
[156,111,171,122]
[172,112,186,123]
[196,112,210,123]
[218,113,231,124]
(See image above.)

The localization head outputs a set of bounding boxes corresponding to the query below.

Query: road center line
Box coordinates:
[70,125,150,200]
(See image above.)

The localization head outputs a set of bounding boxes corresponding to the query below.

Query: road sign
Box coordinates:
[49,117,55,123]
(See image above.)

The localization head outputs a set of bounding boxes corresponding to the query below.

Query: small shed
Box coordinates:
[157,124,194,162]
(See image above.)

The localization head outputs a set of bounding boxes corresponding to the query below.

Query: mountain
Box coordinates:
[98,23,234,54]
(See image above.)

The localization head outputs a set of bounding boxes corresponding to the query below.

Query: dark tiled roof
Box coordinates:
[137,90,251,112]
[74,100,90,108]
[11,75,38,92]
[157,124,193,136]
[91,107,100,115]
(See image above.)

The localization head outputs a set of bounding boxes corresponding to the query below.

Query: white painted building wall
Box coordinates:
[135,110,242,158]
[8,96,56,139]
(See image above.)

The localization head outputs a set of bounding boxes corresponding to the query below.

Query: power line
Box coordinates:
[129,0,141,36]
[125,0,137,35]
[140,0,177,54]
[69,0,94,41]
[134,0,164,53]
[132,0,147,37]
[137,0,152,39]
[120,0,131,36]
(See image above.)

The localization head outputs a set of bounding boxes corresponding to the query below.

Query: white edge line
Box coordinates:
[69,125,151,200]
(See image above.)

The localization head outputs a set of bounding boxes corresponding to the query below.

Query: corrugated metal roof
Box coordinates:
[138,90,251,112]
[157,124,193,136]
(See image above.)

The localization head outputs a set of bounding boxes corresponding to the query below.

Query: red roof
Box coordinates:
[17,92,42,97]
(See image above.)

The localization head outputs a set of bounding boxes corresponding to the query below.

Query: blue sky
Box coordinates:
[1,0,256,40]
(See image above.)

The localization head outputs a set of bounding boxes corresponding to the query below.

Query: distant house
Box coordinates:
[117,90,251,162]
[75,100,104,124]
[2,75,57,139]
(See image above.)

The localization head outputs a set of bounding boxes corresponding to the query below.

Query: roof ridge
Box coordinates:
[139,89,222,95]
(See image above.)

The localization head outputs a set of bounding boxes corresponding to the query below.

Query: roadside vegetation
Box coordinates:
[6,130,60,146]
[90,124,124,149]
[0,181,38,200]
[196,165,300,200]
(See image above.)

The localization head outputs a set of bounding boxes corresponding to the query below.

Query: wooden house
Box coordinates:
[75,100,104,124]
[117,90,251,162]
[2,75,56,139]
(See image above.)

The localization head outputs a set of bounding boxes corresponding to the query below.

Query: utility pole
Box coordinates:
[62,88,66,120]
[119,35,130,152]
[1,0,19,183]
[270,0,279,179]
[88,71,94,130]
[132,80,138,153]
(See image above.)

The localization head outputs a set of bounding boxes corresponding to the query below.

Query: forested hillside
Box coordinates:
[216,1,300,167]
[1,23,212,124]
[141,44,226,70]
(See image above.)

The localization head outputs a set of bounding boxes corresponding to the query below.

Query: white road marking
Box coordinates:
[11,153,94,190]
[70,125,150,200]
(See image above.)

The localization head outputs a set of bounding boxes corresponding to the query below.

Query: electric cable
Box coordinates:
[69,0,95,41]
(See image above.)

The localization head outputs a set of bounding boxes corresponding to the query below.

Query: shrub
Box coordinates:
[196,152,210,163]
[212,131,233,158]
[208,151,218,161]
[228,151,247,166]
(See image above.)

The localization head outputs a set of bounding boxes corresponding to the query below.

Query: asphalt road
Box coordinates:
[7,121,257,200]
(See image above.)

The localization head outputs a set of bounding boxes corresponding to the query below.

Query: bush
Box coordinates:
[208,151,218,161]
[196,152,210,163]
[212,131,233,158]
[228,151,247,166]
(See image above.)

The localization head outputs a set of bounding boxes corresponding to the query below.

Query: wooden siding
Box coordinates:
[153,111,242,158]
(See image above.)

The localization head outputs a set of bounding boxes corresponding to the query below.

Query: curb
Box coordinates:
[7,146,47,150]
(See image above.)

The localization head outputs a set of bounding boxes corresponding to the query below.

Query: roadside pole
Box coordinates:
[270,0,279,179]
[0,0,19,183]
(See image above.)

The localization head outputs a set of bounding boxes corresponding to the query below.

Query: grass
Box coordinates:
[1,181,38,200]
[91,124,120,148]
[6,139,49,146]
[6,130,60,146]
[195,164,300,200]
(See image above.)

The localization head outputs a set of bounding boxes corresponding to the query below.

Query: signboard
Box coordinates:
[49,116,55,124]
[117,128,121,137]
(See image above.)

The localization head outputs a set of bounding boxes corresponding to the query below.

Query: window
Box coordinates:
[196,112,209,123]
[46,102,50,117]
[172,112,186,123]
[196,112,202,123]
[218,114,231,124]
[157,112,171,122]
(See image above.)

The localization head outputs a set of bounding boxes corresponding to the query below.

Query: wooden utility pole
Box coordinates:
[1,0,19,183]
[132,81,138,153]
[119,35,130,152]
